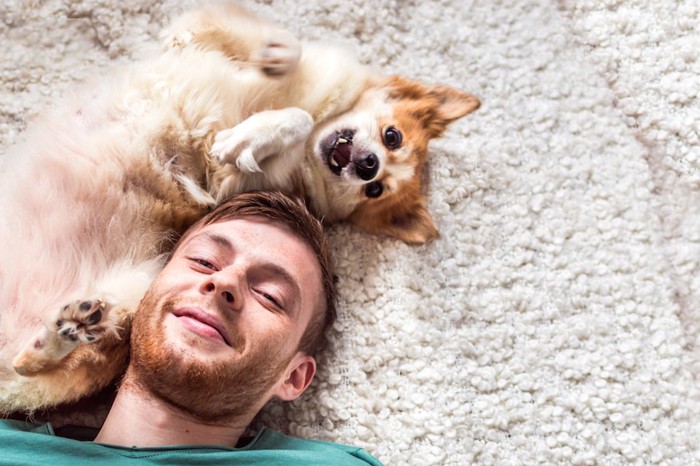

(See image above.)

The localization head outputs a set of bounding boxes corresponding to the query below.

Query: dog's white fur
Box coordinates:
[0,3,479,413]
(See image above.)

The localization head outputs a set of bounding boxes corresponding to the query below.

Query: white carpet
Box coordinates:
[2,0,700,464]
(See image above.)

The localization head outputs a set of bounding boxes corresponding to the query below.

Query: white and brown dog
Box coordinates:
[0,3,479,413]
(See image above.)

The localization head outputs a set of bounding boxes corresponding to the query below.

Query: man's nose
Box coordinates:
[200,273,242,310]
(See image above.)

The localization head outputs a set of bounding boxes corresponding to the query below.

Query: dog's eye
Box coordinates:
[383,126,402,149]
[364,181,383,198]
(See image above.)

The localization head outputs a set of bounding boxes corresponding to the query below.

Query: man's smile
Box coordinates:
[172,307,231,346]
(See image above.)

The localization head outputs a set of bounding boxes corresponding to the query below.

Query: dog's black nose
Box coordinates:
[354,153,379,181]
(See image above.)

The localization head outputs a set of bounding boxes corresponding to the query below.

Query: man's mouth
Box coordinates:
[173,307,231,346]
[321,130,355,176]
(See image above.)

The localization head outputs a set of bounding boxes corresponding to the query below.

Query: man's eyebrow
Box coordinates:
[200,232,234,251]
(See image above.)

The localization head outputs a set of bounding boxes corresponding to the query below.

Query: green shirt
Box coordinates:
[0,419,383,465]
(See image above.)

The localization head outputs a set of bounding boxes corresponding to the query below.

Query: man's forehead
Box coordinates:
[192,216,305,252]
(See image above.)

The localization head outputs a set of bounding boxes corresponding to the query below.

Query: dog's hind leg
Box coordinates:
[163,4,300,77]
[11,299,118,376]
[11,257,163,377]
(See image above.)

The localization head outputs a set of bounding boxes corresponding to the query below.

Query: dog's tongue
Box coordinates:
[332,142,352,168]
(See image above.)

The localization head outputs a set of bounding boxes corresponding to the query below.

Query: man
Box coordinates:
[0,191,383,465]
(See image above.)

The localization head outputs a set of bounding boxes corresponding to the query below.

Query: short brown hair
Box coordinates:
[177,191,337,355]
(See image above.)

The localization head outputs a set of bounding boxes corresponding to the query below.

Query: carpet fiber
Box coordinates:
[1,0,699,464]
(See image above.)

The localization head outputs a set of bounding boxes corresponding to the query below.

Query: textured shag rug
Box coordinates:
[2,0,699,464]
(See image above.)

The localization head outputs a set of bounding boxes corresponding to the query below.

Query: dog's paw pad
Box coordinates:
[12,299,117,376]
[56,299,112,344]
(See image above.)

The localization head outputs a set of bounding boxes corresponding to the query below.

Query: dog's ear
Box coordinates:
[427,84,480,129]
[352,198,439,245]
[385,76,480,138]
[419,84,480,139]
[386,201,439,244]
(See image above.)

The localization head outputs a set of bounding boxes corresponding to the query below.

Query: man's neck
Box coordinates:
[94,378,249,448]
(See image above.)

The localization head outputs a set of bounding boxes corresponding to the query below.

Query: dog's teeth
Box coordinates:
[329,157,339,167]
[337,137,348,144]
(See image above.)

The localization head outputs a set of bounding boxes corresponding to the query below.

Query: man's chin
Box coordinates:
[129,292,291,423]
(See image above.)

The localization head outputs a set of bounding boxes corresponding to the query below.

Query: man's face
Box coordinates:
[129,216,323,423]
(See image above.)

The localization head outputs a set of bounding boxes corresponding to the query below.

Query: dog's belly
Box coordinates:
[0,114,203,367]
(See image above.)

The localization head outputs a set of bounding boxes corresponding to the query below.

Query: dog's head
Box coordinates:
[312,76,480,244]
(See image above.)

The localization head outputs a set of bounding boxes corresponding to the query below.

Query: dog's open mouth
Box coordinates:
[321,130,355,176]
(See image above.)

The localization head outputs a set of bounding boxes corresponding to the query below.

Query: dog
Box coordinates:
[0,3,479,413]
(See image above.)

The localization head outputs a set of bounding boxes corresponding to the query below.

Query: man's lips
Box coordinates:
[172,307,231,346]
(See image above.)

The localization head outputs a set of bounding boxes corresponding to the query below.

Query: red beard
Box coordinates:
[128,286,293,423]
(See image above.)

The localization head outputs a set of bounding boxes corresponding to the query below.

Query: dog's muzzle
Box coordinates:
[321,130,379,181]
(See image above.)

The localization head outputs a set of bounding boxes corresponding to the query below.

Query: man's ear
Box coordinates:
[273,353,316,401]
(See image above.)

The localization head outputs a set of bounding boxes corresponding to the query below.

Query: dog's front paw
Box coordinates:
[211,108,313,172]
[211,125,264,173]
[252,31,301,77]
